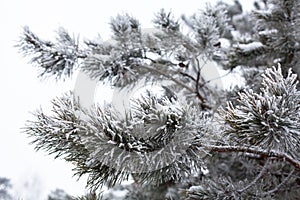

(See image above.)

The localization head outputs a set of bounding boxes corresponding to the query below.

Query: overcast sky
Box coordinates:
[0,0,254,199]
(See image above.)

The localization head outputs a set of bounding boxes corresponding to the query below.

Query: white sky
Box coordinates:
[0,0,254,199]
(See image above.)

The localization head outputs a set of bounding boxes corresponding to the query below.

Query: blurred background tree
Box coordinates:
[0,177,13,200]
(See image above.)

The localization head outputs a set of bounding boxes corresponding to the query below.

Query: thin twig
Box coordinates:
[202,70,232,86]
[140,63,210,109]
[238,160,269,193]
[144,56,197,82]
[143,56,158,64]
[193,56,208,105]
[140,64,195,94]
[179,71,197,82]
[261,168,295,197]
[195,70,205,103]
[195,57,201,72]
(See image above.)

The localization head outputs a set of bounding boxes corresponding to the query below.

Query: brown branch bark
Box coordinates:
[203,144,300,170]
[140,63,211,109]
[179,71,197,82]
[195,70,205,103]
[140,64,196,94]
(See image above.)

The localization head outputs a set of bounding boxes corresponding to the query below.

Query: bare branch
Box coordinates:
[140,64,195,94]
[203,145,300,170]
[179,71,197,82]
[195,70,205,103]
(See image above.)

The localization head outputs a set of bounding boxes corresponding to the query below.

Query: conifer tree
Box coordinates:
[0,177,13,200]
[17,1,300,199]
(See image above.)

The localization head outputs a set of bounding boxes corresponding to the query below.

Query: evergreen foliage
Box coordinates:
[17,0,300,199]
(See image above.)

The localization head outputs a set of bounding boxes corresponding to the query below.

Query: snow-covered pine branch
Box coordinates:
[25,91,210,189]
[17,27,84,79]
[220,64,300,157]
[18,1,300,199]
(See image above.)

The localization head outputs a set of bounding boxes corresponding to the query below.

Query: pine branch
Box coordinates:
[220,65,300,156]
[153,9,180,32]
[17,26,84,79]
[18,2,300,198]
[23,91,208,189]
[203,144,300,170]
